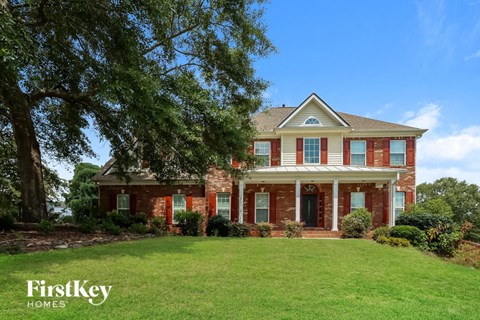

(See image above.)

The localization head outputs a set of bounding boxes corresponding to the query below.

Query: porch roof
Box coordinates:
[251,165,407,174]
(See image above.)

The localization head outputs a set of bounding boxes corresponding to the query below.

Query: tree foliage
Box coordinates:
[65,163,100,222]
[417,177,480,223]
[1,0,274,221]
[405,198,454,219]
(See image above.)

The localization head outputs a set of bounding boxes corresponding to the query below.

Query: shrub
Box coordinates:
[132,212,148,225]
[206,215,231,237]
[230,222,251,237]
[395,213,454,233]
[150,216,167,235]
[390,225,428,248]
[107,210,132,228]
[283,219,304,238]
[256,222,273,238]
[174,210,204,236]
[427,229,461,256]
[58,215,74,224]
[38,220,54,234]
[341,208,372,238]
[372,227,390,241]
[375,235,410,247]
[129,223,148,234]
[79,217,98,234]
[0,213,15,231]
[100,220,122,235]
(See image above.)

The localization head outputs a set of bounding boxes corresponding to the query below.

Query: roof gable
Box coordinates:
[278,93,350,128]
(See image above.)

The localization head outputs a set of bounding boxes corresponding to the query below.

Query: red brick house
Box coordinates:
[93,93,427,230]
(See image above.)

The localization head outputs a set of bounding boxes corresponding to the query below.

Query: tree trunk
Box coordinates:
[6,90,47,222]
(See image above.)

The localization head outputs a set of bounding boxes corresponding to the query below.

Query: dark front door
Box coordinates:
[302,194,318,227]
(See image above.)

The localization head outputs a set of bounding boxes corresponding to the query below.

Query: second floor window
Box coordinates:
[304,138,320,164]
[390,140,406,166]
[254,141,270,167]
[350,141,366,166]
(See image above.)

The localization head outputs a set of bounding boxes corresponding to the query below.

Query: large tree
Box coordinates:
[0,0,274,222]
[416,177,480,223]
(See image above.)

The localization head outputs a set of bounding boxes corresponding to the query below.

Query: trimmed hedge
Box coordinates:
[372,227,390,241]
[390,225,427,248]
[395,213,454,233]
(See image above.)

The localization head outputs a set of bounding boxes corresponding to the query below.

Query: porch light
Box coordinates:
[356,186,361,192]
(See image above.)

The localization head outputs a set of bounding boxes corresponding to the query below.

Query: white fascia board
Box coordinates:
[346,130,428,138]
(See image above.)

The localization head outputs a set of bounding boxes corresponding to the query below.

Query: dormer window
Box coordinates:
[304,117,321,126]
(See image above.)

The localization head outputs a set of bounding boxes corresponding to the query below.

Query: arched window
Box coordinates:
[304,117,321,125]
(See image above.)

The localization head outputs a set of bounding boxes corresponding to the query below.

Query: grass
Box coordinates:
[1,237,479,320]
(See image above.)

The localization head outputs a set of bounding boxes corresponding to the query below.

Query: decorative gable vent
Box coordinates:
[303,116,321,126]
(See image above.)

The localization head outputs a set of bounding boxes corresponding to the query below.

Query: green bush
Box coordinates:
[107,210,132,228]
[150,216,167,235]
[79,217,98,233]
[396,213,454,233]
[341,208,372,238]
[283,219,304,238]
[132,212,148,225]
[372,227,390,241]
[375,235,410,247]
[58,215,74,224]
[230,222,250,237]
[129,223,148,234]
[256,222,273,238]
[38,220,54,234]
[390,225,428,249]
[174,210,204,236]
[206,215,231,237]
[427,228,461,256]
[101,220,122,235]
[0,213,15,231]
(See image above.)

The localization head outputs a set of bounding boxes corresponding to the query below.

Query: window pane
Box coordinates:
[256,209,269,223]
[117,194,130,209]
[254,142,270,155]
[305,117,320,125]
[390,140,406,153]
[395,208,403,220]
[390,154,405,165]
[395,192,405,210]
[351,192,365,209]
[351,154,365,166]
[304,138,319,164]
[350,141,366,153]
[173,194,186,209]
[218,209,230,219]
[217,193,230,219]
[256,155,270,167]
[256,193,269,208]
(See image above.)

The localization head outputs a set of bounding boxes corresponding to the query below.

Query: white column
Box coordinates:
[295,179,301,222]
[332,178,339,231]
[389,179,396,227]
[238,180,244,223]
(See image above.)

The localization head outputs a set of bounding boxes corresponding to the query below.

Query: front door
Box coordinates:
[301,194,318,227]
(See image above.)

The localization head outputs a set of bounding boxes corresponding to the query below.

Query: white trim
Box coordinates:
[255,192,270,223]
[216,192,231,220]
[238,180,244,223]
[303,137,320,165]
[295,180,301,222]
[332,179,339,231]
[302,116,322,126]
[280,134,284,166]
[278,93,350,128]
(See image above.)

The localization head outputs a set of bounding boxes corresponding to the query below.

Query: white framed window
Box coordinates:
[173,194,186,223]
[351,192,365,212]
[304,117,321,125]
[254,141,270,167]
[117,194,130,214]
[217,193,231,219]
[394,192,405,219]
[304,138,320,164]
[350,140,366,166]
[390,140,406,166]
[255,193,269,223]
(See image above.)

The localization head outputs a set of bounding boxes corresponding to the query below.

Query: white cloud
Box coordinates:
[464,49,480,61]
[399,103,441,130]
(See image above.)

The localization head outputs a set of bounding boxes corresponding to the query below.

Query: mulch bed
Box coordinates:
[0,231,156,254]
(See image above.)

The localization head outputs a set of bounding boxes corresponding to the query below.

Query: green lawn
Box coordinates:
[1,237,479,320]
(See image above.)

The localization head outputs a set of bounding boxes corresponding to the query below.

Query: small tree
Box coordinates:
[65,163,100,222]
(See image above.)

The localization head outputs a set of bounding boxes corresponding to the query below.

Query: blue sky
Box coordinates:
[51,0,480,185]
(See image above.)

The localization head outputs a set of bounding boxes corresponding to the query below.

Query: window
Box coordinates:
[255,193,269,223]
[304,117,321,125]
[254,141,270,167]
[172,194,186,223]
[390,140,406,165]
[117,194,130,214]
[217,193,231,219]
[394,192,405,220]
[351,192,365,212]
[350,141,366,166]
[304,138,320,164]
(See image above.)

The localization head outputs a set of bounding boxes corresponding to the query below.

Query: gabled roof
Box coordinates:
[277,93,350,128]
[337,112,424,132]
